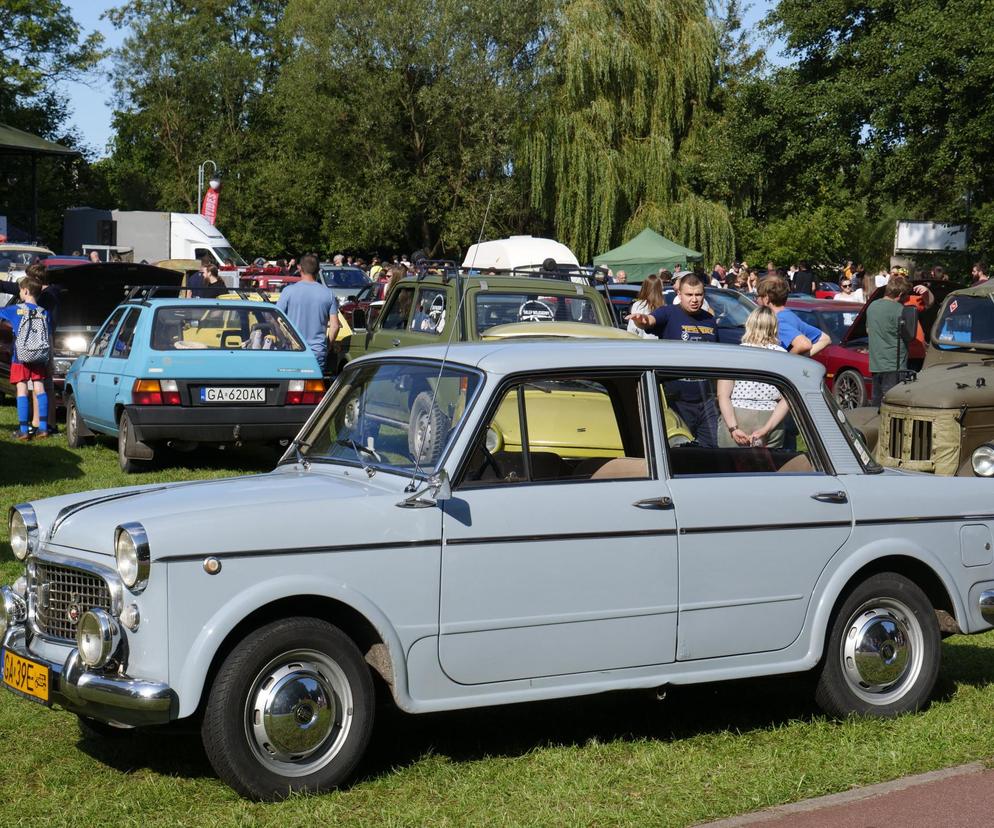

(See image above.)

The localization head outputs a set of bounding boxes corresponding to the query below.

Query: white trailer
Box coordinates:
[63,209,246,266]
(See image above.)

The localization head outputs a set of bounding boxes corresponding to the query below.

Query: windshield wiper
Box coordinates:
[335,439,377,478]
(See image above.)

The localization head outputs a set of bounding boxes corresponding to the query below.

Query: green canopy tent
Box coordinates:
[593,228,703,281]
[0,123,79,241]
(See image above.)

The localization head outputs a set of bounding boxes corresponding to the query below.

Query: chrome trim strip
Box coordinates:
[156,538,440,563]
[679,520,852,535]
[446,528,678,546]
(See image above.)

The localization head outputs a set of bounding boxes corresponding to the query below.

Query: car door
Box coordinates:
[97,307,142,427]
[74,307,127,428]
[656,369,854,661]
[439,370,679,685]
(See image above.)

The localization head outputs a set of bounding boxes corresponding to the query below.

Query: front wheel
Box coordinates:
[201,617,375,801]
[815,573,940,717]
[833,369,867,409]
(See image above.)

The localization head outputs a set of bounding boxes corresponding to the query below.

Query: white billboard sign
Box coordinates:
[894,221,968,253]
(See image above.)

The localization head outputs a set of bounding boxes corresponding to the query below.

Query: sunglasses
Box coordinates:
[841,283,852,288]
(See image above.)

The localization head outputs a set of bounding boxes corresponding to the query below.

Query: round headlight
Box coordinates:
[485,427,502,453]
[972,444,994,477]
[115,523,150,593]
[8,505,38,561]
[76,609,120,668]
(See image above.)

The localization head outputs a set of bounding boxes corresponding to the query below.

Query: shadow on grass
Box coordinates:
[0,438,84,487]
[72,636,994,790]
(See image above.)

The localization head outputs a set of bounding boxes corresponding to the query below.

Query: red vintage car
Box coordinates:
[338,280,388,330]
[789,281,958,408]
[239,268,300,296]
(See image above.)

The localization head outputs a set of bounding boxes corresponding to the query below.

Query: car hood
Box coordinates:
[37,467,423,560]
[884,363,994,409]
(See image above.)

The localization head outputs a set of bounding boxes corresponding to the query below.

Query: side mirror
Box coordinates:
[396,470,452,509]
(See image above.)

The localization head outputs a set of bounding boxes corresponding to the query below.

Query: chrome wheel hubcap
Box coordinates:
[245,649,353,776]
[841,599,923,704]
[835,373,862,409]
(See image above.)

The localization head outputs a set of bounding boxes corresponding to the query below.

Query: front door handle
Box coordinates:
[633,496,674,510]
[391,339,401,347]
[811,491,848,504]
[113,376,119,385]
[89,374,96,382]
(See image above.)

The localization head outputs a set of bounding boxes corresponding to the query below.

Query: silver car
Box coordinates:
[4,339,994,800]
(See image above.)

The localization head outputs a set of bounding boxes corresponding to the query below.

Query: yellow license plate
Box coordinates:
[2,648,50,704]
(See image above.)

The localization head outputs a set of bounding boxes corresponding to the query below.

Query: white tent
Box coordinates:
[461,236,580,272]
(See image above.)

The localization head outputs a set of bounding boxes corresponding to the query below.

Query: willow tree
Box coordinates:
[524,0,722,262]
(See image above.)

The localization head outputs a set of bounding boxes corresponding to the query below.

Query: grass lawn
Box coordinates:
[1,400,993,826]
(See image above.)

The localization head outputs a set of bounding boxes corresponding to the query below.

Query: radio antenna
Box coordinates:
[406,189,494,491]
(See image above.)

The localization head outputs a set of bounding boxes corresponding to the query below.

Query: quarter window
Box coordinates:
[461,374,650,486]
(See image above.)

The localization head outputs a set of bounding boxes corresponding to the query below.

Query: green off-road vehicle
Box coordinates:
[876,280,994,476]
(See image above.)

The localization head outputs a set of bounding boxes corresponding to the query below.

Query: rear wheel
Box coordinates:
[201,617,375,801]
[65,393,90,448]
[118,411,152,473]
[815,573,940,717]
[833,369,867,409]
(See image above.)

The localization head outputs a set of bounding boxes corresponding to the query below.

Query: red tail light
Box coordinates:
[133,379,181,405]
[287,379,325,405]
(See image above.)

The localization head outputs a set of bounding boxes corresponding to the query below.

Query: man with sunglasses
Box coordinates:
[834,278,864,303]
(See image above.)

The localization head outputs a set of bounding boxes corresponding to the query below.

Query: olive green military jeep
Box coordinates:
[876,280,994,476]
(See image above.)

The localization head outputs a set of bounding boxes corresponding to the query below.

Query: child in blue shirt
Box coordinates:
[0,276,50,439]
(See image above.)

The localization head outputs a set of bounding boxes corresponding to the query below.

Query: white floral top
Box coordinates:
[730,343,786,411]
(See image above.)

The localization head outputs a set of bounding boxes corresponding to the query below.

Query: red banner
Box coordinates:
[201,187,220,225]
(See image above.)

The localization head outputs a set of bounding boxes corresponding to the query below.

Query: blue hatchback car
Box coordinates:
[64,294,323,471]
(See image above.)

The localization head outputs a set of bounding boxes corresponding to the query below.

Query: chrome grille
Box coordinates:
[33,562,113,642]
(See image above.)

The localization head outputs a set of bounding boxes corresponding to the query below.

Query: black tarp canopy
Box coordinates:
[0,123,79,241]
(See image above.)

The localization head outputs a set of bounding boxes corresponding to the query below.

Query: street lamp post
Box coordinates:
[197,160,219,210]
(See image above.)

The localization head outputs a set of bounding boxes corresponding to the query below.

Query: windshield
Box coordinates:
[151,305,305,350]
[297,361,482,473]
[474,292,599,334]
[214,246,247,267]
[321,267,369,289]
[792,307,859,344]
[934,294,994,348]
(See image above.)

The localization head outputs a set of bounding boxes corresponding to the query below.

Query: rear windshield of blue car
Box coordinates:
[151,306,305,351]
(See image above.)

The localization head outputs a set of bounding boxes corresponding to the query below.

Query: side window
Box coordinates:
[656,370,821,476]
[380,287,415,330]
[410,288,447,334]
[90,308,127,357]
[461,374,650,486]
[110,309,141,359]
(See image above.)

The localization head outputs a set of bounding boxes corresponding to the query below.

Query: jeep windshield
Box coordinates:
[474,292,599,335]
[296,361,482,474]
[934,294,994,349]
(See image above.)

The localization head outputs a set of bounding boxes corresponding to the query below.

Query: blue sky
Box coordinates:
[60,0,782,158]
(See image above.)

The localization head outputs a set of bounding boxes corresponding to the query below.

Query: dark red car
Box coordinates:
[239,269,300,295]
[339,280,388,330]
[789,281,958,408]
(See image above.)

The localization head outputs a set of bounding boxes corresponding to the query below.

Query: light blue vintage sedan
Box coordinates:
[4,340,994,800]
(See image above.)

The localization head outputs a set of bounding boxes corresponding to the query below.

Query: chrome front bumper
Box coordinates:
[980,591,994,625]
[2,625,176,727]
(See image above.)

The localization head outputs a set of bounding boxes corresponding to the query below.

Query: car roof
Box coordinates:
[122,298,277,311]
[353,338,826,390]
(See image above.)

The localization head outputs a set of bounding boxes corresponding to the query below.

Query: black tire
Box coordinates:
[815,572,940,717]
[118,411,151,473]
[833,369,867,409]
[408,391,450,465]
[65,393,90,448]
[201,617,375,801]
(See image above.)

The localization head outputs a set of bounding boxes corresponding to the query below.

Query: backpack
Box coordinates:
[15,307,51,365]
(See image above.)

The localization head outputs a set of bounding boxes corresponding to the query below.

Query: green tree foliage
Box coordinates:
[524,0,725,262]
[0,1,103,244]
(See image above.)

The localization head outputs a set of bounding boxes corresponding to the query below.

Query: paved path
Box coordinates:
[696,762,994,828]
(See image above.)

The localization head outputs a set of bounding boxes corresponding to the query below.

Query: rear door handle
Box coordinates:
[633,496,674,510]
[113,376,119,385]
[391,339,401,347]
[89,374,96,382]
[811,491,848,504]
